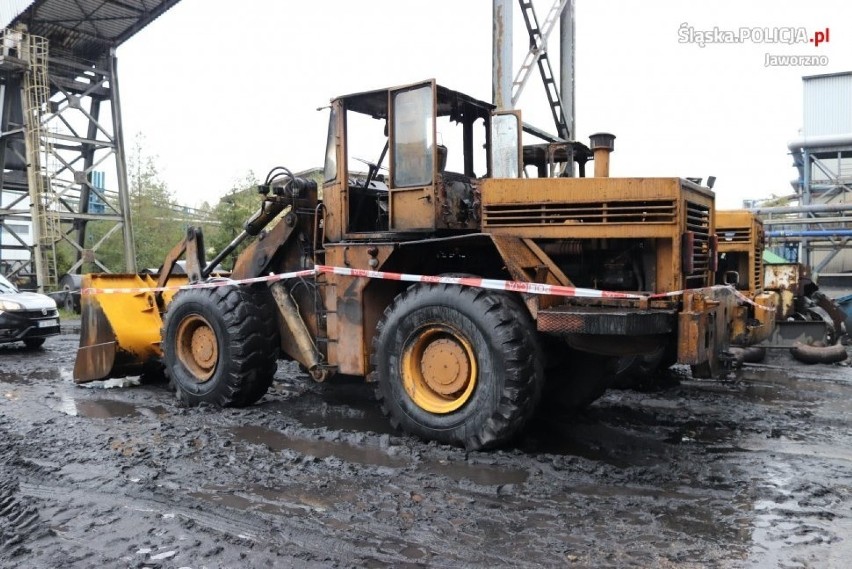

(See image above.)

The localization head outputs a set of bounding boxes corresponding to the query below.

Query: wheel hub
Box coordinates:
[401,326,477,414]
[191,327,216,370]
[176,315,218,382]
[420,338,470,395]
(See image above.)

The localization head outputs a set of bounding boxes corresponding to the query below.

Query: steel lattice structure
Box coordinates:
[0,0,182,290]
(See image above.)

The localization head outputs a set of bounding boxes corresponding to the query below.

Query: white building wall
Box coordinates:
[0,189,32,261]
[0,1,34,28]
[803,72,852,138]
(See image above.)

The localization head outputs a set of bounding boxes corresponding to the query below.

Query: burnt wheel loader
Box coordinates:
[716,209,846,363]
[75,79,770,449]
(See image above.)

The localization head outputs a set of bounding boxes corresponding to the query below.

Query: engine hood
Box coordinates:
[0,291,57,311]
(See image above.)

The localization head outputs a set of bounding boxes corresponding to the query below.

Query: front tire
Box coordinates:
[23,338,45,349]
[162,285,278,407]
[544,349,615,413]
[372,284,543,450]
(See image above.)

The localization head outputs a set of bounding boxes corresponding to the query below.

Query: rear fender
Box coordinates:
[677,286,738,377]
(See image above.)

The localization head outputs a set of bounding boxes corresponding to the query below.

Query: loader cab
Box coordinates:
[321,79,522,242]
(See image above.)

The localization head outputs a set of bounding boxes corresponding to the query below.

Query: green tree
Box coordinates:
[207,172,261,269]
[126,138,187,270]
[79,136,188,272]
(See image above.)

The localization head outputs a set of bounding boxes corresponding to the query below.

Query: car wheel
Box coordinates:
[23,338,45,349]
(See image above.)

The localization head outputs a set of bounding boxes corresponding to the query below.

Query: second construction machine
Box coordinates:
[75,80,772,449]
[716,209,846,356]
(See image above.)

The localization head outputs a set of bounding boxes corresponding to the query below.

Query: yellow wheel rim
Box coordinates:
[401,325,477,414]
[176,314,218,382]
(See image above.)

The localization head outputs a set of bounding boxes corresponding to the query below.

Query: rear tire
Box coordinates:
[611,343,676,390]
[372,284,543,450]
[162,285,278,407]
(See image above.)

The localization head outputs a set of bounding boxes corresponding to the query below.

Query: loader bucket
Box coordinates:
[73,273,186,383]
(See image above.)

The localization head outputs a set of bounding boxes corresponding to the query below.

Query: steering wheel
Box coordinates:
[356,142,389,188]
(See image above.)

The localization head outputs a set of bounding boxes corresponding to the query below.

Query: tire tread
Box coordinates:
[162,285,278,408]
[371,283,542,450]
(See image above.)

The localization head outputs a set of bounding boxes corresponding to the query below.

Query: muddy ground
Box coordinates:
[1,322,851,568]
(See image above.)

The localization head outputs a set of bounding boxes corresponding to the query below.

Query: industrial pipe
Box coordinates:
[729,346,767,366]
[763,216,851,225]
[590,132,615,178]
[766,230,852,238]
[749,204,852,215]
[788,133,852,150]
[790,342,848,364]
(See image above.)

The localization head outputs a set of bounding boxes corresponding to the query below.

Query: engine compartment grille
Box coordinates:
[684,201,711,285]
[718,226,751,243]
[753,225,764,293]
[482,199,677,227]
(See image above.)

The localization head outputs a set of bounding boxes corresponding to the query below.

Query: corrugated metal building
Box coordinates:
[0,1,33,28]
[803,71,852,138]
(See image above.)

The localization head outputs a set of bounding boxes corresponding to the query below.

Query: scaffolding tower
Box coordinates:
[766,72,852,277]
[0,27,136,291]
[492,0,579,177]
[0,0,182,292]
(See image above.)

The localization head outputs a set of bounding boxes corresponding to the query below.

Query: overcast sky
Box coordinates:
[111,0,851,210]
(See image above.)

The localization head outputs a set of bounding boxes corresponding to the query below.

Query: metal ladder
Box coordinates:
[311,204,337,377]
[21,31,59,291]
[514,0,571,141]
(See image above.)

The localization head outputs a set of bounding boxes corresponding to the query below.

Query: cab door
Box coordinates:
[490,110,523,179]
[387,80,437,232]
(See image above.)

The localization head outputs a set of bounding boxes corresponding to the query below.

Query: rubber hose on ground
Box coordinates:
[790,342,848,365]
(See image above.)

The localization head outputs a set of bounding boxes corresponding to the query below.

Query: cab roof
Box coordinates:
[335,80,494,123]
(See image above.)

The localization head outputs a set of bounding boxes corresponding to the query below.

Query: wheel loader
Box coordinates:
[713,210,777,350]
[716,209,846,357]
[74,79,771,449]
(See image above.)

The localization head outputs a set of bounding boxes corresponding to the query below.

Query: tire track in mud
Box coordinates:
[3,334,852,567]
[0,422,50,563]
[15,477,534,568]
[0,478,44,559]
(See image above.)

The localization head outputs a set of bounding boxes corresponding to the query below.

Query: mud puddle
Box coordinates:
[48,396,168,419]
[261,385,397,436]
[424,457,529,486]
[189,481,359,515]
[231,424,528,486]
[230,424,406,468]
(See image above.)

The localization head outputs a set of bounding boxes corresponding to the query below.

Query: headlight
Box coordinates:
[0,299,23,311]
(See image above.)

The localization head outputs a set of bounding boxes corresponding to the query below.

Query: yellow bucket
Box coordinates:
[73,273,186,383]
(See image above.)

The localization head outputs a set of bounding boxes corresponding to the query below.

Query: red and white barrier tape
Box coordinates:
[81,264,771,310]
[731,288,776,313]
[80,268,316,296]
[314,265,644,299]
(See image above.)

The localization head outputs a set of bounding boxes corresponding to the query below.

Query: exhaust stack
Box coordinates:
[590,132,616,178]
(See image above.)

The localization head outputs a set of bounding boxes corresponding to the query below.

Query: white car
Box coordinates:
[0,274,60,348]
